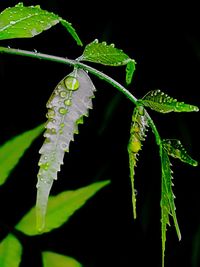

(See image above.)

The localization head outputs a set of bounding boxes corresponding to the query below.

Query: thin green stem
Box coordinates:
[0,46,162,144]
[0,46,137,104]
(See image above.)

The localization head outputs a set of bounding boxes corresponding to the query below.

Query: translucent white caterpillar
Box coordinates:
[36,68,96,231]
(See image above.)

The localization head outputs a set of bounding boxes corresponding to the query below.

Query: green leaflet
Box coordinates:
[160,147,181,267]
[42,251,82,267]
[127,106,149,219]
[79,39,136,85]
[36,68,96,231]
[140,89,199,113]
[59,19,82,46]
[0,234,22,267]
[16,180,110,236]
[126,60,136,85]
[0,124,44,186]
[162,139,198,166]
[0,3,82,46]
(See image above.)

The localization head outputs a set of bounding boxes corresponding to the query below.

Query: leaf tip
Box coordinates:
[192,160,198,167]
[36,208,45,233]
[192,105,199,112]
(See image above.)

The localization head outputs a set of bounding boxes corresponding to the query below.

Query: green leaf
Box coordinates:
[36,68,97,231]
[79,39,136,84]
[0,124,44,186]
[127,106,149,219]
[0,3,82,46]
[0,3,59,40]
[16,180,110,235]
[160,147,181,267]
[140,89,199,113]
[42,251,82,267]
[59,19,82,46]
[126,59,136,85]
[0,234,22,267]
[162,139,198,166]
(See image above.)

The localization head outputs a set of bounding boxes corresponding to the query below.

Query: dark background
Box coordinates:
[0,1,200,267]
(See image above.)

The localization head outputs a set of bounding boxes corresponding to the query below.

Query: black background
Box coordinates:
[0,1,200,267]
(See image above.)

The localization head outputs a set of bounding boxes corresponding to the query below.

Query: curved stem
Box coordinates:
[0,46,137,104]
[0,46,162,144]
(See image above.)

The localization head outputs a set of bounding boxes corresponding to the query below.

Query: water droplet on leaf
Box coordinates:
[60,91,67,98]
[46,109,55,119]
[64,76,79,91]
[64,99,72,106]
[59,107,67,115]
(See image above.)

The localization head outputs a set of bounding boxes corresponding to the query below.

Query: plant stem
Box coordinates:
[0,46,162,144]
[0,46,137,104]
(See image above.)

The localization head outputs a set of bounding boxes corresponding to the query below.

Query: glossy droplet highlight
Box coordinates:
[59,108,67,115]
[46,109,55,119]
[60,91,67,98]
[64,76,79,91]
[138,106,144,116]
[50,128,56,134]
[39,162,50,170]
[64,99,72,106]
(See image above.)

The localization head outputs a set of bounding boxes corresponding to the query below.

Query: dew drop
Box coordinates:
[10,21,16,25]
[43,162,50,170]
[16,2,24,7]
[64,99,72,106]
[138,106,144,116]
[44,138,51,144]
[64,76,79,91]
[57,85,63,91]
[46,109,55,119]
[31,28,38,36]
[51,128,56,134]
[59,91,67,98]
[190,105,199,111]
[39,161,50,170]
[59,107,67,115]
[40,176,51,184]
